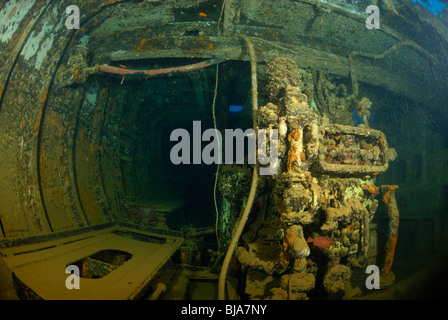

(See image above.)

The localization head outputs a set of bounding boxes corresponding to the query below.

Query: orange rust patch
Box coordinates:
[287,151,298,172]
[292,144,298,153]
[34,120,40,133]
[74,68,80,80]
[137,38,149,52]
[288,129,301,142]
[285,229,297,245]
[280,229,299,264]
[41,89,48,104]
[382,185,398,205]
[300,152,306,161]
[279,250,291,265]
[384,235,398,276]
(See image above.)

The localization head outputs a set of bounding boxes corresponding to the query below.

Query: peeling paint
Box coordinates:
[52,2,59,16]
[79,34,91,46]
[0,0,36,43]
[35,35,55,70]
[21,18,64,69]
[21,21,52,64]
[85,81,99,108]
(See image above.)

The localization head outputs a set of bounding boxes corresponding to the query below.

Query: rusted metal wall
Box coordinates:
[1,0,447,243]
[0,0,129,240]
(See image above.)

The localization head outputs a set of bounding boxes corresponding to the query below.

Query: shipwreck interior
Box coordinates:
[1,0,448,300]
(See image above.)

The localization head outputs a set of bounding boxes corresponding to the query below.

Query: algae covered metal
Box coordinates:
[1,0,447,301]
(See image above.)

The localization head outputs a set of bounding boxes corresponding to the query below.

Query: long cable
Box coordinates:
[217,0,227,35]
[212,63,221,250]
[213,0,227,255]
[218,34,259,300]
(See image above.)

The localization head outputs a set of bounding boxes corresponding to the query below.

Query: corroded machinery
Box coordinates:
[223,57,399,299]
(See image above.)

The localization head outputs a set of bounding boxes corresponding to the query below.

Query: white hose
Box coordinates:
[218,34,259,300]
[212,64,221,249]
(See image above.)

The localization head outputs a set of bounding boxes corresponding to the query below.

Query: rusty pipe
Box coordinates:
[381,185,399,277]
[98,59,223,77]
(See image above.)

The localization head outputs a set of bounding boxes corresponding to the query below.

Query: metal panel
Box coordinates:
[0,0,51,103]
[1,225,184,300]
[0,0,130,238]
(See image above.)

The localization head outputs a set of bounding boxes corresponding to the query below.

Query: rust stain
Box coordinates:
[288,130,301,142]
[34,108,43,132]
[382,185,398,205]
[45,112,62,132]
[137,38,149,52]
[34,120,40,133]
[74,68,80,80]
[285,229,297,245]
[384,235,398,276]
[8,6,16,18]
[136,37,163,52]
[287,150,298,172]
[40,89,48,104]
